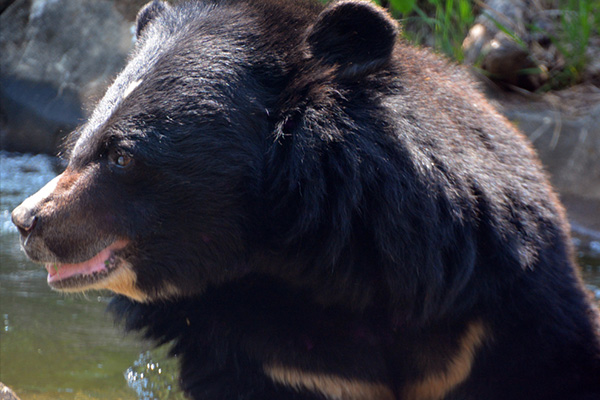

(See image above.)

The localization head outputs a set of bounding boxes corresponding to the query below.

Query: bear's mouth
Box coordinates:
[45,240,130,290]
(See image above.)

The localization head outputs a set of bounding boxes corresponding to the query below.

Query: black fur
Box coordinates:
[12,0,600,399]
[136,0,171,38]
[110,276,393,399]
[306,1,398,78]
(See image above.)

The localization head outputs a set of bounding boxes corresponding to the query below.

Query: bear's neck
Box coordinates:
[109,274,389,344]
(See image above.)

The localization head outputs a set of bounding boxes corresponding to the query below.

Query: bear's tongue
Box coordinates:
[46,240,129,283]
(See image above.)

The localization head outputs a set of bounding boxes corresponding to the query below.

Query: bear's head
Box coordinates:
[11,0,399,304]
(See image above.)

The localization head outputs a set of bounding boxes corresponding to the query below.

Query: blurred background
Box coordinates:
[1,0,599,399]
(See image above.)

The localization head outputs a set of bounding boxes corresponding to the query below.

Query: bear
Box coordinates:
[11,0,600,399]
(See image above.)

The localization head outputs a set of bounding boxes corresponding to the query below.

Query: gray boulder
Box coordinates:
[0,0,145,154]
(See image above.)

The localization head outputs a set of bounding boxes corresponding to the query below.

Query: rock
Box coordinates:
[113,0,148,21]
[0,382,21,400]
[479,33,532,84]
[0,0,138,154]
[462,0,531,80]
[462,0,561,89]
[583,36,600,85]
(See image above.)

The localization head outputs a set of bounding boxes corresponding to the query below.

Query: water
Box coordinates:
[0,153,184,400]
[0,152,599,399]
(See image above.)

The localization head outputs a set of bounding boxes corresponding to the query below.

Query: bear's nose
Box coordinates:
[12,204,39,238]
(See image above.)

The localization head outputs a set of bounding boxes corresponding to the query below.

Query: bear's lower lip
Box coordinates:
[45,240,130,289]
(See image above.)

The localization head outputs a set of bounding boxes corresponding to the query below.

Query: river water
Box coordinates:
[1,151,599,399]
[0,153,184,400]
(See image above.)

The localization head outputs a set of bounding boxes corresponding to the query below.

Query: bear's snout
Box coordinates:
[11,175,61,262]
[12,197,52,264]
[11,204,38,239]
[11,172,117,265]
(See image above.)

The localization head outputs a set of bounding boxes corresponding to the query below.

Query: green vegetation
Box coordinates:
[366,0,475,62]
[541,0,597,89]
[319,0,600,91]
[385,0,475,62]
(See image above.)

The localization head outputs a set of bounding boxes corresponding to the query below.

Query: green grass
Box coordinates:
[379,0,476,61]
[318,0,598,90]
[540,0,597,89]
[378,0,599,91]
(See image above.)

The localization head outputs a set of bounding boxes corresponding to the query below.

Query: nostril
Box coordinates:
[11,206,39,238]
[17,216,38,237]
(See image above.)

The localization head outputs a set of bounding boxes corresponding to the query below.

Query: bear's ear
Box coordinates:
[136,0,171,38]
[305,0,398,78]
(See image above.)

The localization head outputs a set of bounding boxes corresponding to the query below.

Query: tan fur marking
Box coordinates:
[56,169,80,192]
[97,263,148,302]
[403,321,487,400]
[264,364,395,400]
[41,169,84,213]
[60,262,148,302]
[157,282,185,299]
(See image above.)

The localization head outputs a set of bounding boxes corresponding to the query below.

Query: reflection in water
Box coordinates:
[0,151,599,399]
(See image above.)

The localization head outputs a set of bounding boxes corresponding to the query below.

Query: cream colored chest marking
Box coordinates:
[264,364,395,400]
[402,320,488,400]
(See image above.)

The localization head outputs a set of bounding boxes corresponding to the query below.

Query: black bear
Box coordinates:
[11,0,600,399]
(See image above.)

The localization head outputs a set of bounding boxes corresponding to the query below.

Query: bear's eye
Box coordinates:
[116,155,131,167]
[108,149,133,169]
